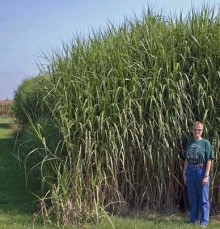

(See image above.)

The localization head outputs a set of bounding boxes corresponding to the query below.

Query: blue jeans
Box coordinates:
[186,164,210,225]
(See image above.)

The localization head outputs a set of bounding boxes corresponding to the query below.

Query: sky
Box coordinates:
[0,0,220,100]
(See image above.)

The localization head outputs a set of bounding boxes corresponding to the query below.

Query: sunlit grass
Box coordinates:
[93,216,220,229]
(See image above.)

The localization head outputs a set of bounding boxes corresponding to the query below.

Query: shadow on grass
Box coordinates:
[0,122,11,129]
[0,121,36,215]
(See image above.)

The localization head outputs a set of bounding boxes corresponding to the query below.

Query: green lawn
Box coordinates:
[0,118,58,229]
[0,118,219,229]
[0,118,31,228]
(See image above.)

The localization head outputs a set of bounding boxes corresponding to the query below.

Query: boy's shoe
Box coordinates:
[200,225,207,228]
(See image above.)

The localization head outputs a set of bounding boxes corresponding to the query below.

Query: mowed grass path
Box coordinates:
[0,118,220,229]
[0,118,33,228]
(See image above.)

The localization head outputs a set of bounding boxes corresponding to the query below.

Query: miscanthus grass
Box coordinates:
[13,5,220,227]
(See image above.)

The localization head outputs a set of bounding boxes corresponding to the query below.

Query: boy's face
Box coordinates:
[192,124,203,140]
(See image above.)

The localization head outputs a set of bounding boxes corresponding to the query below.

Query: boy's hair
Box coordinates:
[193,121,204,131]
[193,121,203,127]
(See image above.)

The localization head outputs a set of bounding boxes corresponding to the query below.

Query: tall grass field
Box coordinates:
[12,5,220,227]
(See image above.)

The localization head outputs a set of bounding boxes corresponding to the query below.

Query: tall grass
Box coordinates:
[13,5,220,226]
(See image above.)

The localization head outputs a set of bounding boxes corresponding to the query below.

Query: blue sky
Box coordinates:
[0,0,219,99]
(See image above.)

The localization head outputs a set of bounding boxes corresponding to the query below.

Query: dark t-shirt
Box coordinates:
[185,138,214,164]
